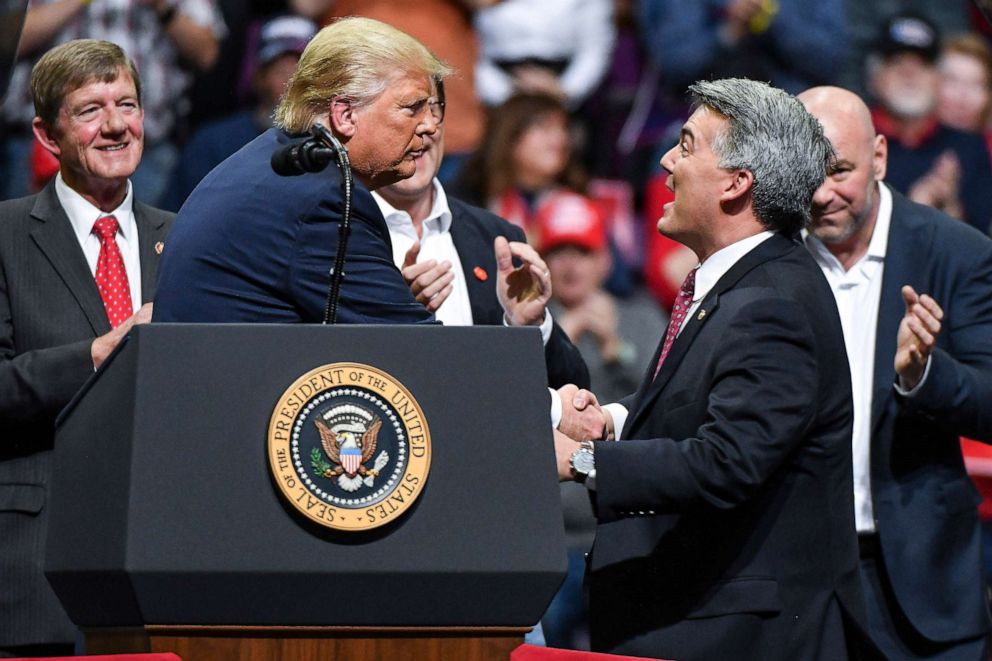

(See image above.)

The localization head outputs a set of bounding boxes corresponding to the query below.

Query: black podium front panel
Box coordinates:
[48,325,567,627]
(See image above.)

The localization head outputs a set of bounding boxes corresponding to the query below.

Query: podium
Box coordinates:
[46,325,567,661]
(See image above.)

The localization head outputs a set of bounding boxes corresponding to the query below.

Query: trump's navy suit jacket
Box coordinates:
[447,197,589,389]
[588,233,865,660]
[868,190,992,643]
[154,129,432,324]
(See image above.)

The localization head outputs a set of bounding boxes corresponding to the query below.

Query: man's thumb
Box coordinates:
[494,236,512,274]
[403,240,421,268]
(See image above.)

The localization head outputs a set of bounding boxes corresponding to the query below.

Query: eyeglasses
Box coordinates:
[406,81,445,127]
[426,99,444,124]
[429,77,446,124]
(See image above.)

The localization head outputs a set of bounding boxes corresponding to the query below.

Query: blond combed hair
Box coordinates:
[275,17,453,133]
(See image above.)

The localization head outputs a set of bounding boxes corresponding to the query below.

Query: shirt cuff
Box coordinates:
[503,310,553,347]
[895,355,932,398]
[539,309,553,346]
[602,403,628,441]
[549,388,562,428]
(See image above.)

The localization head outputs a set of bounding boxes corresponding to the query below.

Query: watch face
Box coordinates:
[572,448,595,474]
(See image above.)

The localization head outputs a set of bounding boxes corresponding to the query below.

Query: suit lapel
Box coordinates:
[135,202,169,304]
[29,183,111,336]
[625,233,797,435]
[449,206,501,325]
[624,291,722,436]
[871,193,929,437]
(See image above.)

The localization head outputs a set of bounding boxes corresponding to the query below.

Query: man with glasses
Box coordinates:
[154,17,446,324]
[373,86,589,389]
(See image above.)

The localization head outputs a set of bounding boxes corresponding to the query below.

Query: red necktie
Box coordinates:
[654,267,697,378]
[92,215,133,328]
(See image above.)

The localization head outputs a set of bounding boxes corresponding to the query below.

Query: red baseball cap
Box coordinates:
[536,191,607,253]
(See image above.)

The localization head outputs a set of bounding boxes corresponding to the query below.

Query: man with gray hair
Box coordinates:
[551,78,869,659]
[154,17,448,323]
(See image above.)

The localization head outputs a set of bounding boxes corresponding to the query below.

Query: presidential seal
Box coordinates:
[267,363,431,531]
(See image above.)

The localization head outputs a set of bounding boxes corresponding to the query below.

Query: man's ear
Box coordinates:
[32,117,61,159]
[872,133,888,182]
[328,98,357,139]
[721,168,753,203]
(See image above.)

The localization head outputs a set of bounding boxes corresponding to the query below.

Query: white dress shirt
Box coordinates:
[375,180,475,327]
[602,231,776,440]
[805,184,900,533]
[376,179,560,426]
[55,172,142,313]
[375,178,554,339]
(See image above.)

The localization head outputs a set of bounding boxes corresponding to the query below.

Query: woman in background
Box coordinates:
[937,33,992,155]
[459,93,588,243]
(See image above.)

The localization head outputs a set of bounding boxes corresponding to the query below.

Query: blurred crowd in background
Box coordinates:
[4,0,992,650]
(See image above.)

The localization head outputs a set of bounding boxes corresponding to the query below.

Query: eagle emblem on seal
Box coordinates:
[311,405,390,492]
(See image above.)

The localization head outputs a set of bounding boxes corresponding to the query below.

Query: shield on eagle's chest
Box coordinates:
[341,446,362,475]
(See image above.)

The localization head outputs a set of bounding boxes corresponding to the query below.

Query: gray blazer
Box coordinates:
[0,181,172,646]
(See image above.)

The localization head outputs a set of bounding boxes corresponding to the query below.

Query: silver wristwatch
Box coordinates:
[570,441,595,485]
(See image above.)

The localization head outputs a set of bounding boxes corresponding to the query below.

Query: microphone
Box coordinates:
[270,123,355,325]
[270,137,338,176]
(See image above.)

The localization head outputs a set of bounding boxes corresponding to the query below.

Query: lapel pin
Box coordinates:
[473,266,488,282]
[697,309,706,321]
[154,241,165,255]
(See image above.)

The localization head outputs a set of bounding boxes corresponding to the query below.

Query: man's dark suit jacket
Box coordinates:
[588,233,865,660]
[0,182,172,647]
[447,197,589,389]
[868,190,992,644]
[154,128,432,324]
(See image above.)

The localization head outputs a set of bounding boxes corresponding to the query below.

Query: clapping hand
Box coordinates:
[895,285,943,390]
[495,236,551,327]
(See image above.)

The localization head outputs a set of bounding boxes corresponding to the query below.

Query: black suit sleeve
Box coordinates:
[287,196,434,324]
[0,257,94,425]
[594,297,817,520]
[545,320,590,389]
[901,240,992,441]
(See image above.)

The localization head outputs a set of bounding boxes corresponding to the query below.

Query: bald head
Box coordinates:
[798,86,887,253]
[798,86,876,148]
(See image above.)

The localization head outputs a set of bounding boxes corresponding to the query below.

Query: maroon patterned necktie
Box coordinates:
[654,267,697,379]
[92,215,133,328]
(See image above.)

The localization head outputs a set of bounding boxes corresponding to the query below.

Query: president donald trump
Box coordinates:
[154,17,449,324]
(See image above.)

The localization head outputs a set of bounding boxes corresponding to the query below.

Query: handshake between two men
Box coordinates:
[553,385,614,482]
